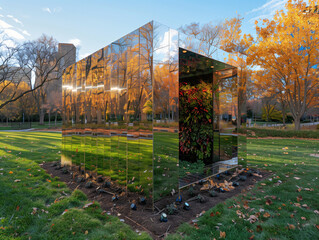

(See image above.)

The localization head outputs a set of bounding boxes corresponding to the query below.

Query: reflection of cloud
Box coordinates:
[68,38,81,47]
[7,15,23,26]
[154,29,178,62]
[247,0,288,23]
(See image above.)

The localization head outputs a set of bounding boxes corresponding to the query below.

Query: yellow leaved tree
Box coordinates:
[248,0,319,130]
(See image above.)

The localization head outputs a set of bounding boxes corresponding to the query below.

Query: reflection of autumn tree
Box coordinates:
[153,63,178,120]
[247,0,319,130]
[218,72,238,128]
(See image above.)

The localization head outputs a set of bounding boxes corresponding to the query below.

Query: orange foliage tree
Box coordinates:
[247,0,319,130]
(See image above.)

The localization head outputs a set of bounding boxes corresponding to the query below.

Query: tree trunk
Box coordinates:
[282,107,286,126]
[48,110,51,127]
[55,111,58,126]
[294,117,301,130]
[40,108,45,125]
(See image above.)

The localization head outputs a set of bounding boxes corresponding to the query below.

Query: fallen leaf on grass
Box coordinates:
[256,225,263,232]
[297,196,303,202]
[14,179,21,182]
[266,199,273,205]
[263,212,271,218]
[261,183,266,186]
[219,231,226,239]
[16,206,20,211]
[316,225,319,230]
[314,210,319,214]
[290,214,294,218]
[248,215,258,223]
[249,235,255,240]
[294,177,301,180]
[84,230,88,235]
[301,217,306,220]
[288,224,295,230]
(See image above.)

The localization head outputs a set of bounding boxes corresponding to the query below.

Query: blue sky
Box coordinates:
[0,0,289,60]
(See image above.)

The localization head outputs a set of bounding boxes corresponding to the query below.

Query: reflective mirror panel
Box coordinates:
[62,21,245,206]
[153,22,179,201]
[178,48,238,187]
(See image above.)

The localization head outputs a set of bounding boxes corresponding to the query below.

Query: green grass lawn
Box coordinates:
[0,132,150,240]
[167,139,319,240]
[1,132,318,240]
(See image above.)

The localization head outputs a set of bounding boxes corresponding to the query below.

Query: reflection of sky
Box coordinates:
[154,28,178,63]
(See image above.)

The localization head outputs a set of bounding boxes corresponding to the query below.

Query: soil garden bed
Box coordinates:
[42,162,270,239]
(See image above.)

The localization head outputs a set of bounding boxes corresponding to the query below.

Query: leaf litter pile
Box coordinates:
[42,162,269,239]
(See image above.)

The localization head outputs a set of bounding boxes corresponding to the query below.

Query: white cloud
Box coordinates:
[247,0,288,23]
[2,28,24,40]
[248,0,285,14]
[42,7,52,14]
[0,19,13,29]
[42,7,61,14]
[7,15,23,26]
[0,18,27,42]
[68,38,81,47]
[21,30,31,36]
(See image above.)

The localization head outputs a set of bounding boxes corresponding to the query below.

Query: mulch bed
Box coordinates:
[42,162,270,239]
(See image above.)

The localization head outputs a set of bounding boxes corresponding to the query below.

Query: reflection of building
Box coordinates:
[62,21,245,206]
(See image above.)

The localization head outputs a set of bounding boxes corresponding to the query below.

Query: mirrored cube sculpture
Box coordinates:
[62,21,246,206]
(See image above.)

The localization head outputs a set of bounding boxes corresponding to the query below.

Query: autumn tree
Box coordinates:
[0,81,31,123]
[247,0,319,130]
